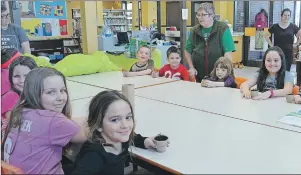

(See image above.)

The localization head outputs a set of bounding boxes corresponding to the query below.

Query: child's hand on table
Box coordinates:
[144,137,157,148]
[205,80,216,88]
[151,71,159,78]
[144,137,170,149]
[294,95,301,104]
[241,89,252,99]
[253,91,271,100]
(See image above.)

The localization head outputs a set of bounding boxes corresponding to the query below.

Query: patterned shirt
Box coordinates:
[130,59,154,73]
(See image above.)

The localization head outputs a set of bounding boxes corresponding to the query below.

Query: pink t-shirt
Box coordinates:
[1,90,19,138]
[3,109,80,174]
[1,69,10,95]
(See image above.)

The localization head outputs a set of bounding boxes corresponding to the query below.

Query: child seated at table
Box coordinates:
[1,48,21,95]
[201,56,237,88]
[153,46,189,81]
[2,56,37,139]
[240,46,294,100]
[63,90,167,175]
[2,67,87,174]
[124,46,154,77]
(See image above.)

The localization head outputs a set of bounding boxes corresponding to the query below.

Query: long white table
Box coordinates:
[67,71,177,91]
[135,80,301,133]
[67,81,107,101]
[71,97,301,174]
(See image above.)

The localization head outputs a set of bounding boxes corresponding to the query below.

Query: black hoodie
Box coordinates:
[64,134,147,175]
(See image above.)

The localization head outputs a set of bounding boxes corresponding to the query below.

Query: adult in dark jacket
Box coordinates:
[185,2,235,82]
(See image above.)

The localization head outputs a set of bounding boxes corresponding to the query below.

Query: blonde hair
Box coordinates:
[210,57,234,80]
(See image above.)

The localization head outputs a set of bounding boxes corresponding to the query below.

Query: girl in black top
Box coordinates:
[265,8,301,71]
[64,90,158,175]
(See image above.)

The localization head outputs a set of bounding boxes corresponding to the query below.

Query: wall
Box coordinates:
[103,2,122,9]
[214,1,234,25]
[160,1,191,34]
[141,1,157,27]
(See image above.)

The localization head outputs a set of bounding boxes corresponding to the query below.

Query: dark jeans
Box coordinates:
[283,50,293,71]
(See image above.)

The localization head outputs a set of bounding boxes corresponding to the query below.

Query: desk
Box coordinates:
[71,97,301,174]
[135,81,301,133]
[67,81,106,101]
[67,71,177,91]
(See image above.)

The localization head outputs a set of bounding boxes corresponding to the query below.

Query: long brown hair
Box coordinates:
[2,67,71,156]
[87,90,135,146]
[256,46,286,92]
[8,56,37,95]
[210,57,234,81]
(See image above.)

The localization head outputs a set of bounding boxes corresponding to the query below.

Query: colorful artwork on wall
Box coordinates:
[34,1,66,19]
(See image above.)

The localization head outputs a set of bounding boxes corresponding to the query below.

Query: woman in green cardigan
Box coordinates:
[184,3,235,82]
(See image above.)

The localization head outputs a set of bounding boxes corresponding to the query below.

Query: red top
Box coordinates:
[159,64,189,81]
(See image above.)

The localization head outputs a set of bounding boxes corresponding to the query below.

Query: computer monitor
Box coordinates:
[117,32,129,44]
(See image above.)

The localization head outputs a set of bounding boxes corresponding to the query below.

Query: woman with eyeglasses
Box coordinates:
[1,5,31,54]
[184,3,235,82]
[265,8,301,71]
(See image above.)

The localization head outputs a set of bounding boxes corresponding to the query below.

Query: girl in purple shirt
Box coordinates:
[2,67,87,174]
[201,57,237,88]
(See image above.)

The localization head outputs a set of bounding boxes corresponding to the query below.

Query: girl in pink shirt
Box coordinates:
[2,67,87,174]
[1,56,37,139]
[1,48,21,95]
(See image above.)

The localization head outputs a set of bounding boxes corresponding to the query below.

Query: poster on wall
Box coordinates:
[21,18,41,33]
[41,19,60,36]
[249,36,268,52]
[59,20,68,35]
[34,1,67,19]
[19,1,35,18]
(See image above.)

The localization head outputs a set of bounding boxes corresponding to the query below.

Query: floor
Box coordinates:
[124,64,298,175]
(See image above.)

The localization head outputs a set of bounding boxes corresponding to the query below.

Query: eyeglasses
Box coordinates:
[1,14,10,19]
[196,13,211,18]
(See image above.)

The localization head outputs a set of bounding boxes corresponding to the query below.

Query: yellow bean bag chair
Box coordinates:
[54,52,120,77]
[23,53,53,68]
[104,49,162,71]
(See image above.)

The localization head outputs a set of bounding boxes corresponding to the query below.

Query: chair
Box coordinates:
[235,77,247,89]
[293,86,300,95]
[1,161,24,174]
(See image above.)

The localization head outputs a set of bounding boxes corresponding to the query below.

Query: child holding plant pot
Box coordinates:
[201,56,237,88]
[240,46,294,100]
[64,90,169,175]
[123,46,154,77]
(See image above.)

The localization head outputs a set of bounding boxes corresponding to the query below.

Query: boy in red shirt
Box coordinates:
[153,46,189,81]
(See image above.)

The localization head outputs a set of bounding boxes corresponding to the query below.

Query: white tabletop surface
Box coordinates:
[67,81,107,101]
[70,97,301,174]
[67,71,177,91]
[135,80,301,132]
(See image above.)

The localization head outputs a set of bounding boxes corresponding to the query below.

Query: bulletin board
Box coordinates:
[21,1,68,37]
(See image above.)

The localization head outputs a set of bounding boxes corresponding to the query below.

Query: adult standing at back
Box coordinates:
[1,5,31,54]
[265,8,301,71]
[185,2,236,82]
